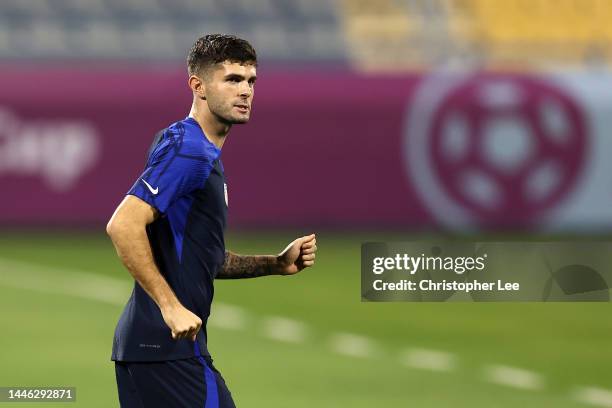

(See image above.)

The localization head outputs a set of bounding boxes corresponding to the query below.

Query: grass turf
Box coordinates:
[0,231,610,407]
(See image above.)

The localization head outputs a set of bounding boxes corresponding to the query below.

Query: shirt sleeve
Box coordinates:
[127,139,212,214]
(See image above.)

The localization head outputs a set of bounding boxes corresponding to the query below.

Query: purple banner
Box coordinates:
[0,67,609,230]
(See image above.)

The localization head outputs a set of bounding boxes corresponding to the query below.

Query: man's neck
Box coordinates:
[188,105,230,149]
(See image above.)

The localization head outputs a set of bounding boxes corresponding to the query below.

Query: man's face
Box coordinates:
[203,61,257,124]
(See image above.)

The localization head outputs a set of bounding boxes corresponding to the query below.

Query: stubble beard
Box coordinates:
[210,100,250,125]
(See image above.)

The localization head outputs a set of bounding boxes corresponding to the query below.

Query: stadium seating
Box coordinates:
[0,0,347,63]
[339,0,612,70]
[0,0,611,69]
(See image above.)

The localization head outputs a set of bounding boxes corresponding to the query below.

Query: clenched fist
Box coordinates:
[160,303,202,341]
[277,233,317,275]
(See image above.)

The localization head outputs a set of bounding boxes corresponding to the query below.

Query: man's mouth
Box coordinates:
[234,104,249,113]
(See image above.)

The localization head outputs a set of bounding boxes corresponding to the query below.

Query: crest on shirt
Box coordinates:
[224,183,228,207]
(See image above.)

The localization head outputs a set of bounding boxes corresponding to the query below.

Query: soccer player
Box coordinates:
[106,34,317,408]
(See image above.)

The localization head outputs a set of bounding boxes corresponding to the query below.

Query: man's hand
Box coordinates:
[160,303,202,341]
[277,233,317,275]
[218,234,317,279]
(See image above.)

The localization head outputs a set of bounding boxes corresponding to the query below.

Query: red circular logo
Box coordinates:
[421,73,588,227]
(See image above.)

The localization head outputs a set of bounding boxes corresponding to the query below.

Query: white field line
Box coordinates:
[0,257,131,305]
[208,303,248,330]
[573,387,612,407]
[399,348,456,372]
[261,316,308,343]
[484,365,545,390]
[329,332,379,358]
[0,257,246,330]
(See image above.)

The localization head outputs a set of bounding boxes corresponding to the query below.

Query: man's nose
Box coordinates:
[238,82,252,97]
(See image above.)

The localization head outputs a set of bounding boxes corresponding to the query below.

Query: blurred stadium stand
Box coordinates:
[0,0,347,63]
[341,0,612,71]
[1,0,611,69]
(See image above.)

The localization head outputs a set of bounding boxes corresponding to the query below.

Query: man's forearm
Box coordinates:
[217,251,280,279]
[108,223,179,310]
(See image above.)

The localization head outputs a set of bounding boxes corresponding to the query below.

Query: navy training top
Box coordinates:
[111,117,227,362]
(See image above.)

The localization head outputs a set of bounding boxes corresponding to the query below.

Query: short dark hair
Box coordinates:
[187,34,257,76]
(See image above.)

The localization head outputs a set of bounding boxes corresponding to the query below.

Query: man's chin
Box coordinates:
[229,116,250,124]
[217,112,250,125]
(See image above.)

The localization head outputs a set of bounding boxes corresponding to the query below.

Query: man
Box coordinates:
[106,34,317,408]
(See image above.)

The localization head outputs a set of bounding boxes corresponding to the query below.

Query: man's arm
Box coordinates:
[218,234,317,279]
[106,195,202,341]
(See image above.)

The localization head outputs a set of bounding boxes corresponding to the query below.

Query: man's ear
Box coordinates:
[188,75,206,100]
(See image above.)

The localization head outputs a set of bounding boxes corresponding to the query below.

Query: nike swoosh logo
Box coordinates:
[141,178,159,195]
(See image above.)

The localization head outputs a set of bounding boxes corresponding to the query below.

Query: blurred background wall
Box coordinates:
[1,0,611,232]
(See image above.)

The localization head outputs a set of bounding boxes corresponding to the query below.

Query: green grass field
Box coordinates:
[0,231,611,407]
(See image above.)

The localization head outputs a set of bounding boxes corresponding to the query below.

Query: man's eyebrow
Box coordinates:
[224,73,257,81]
